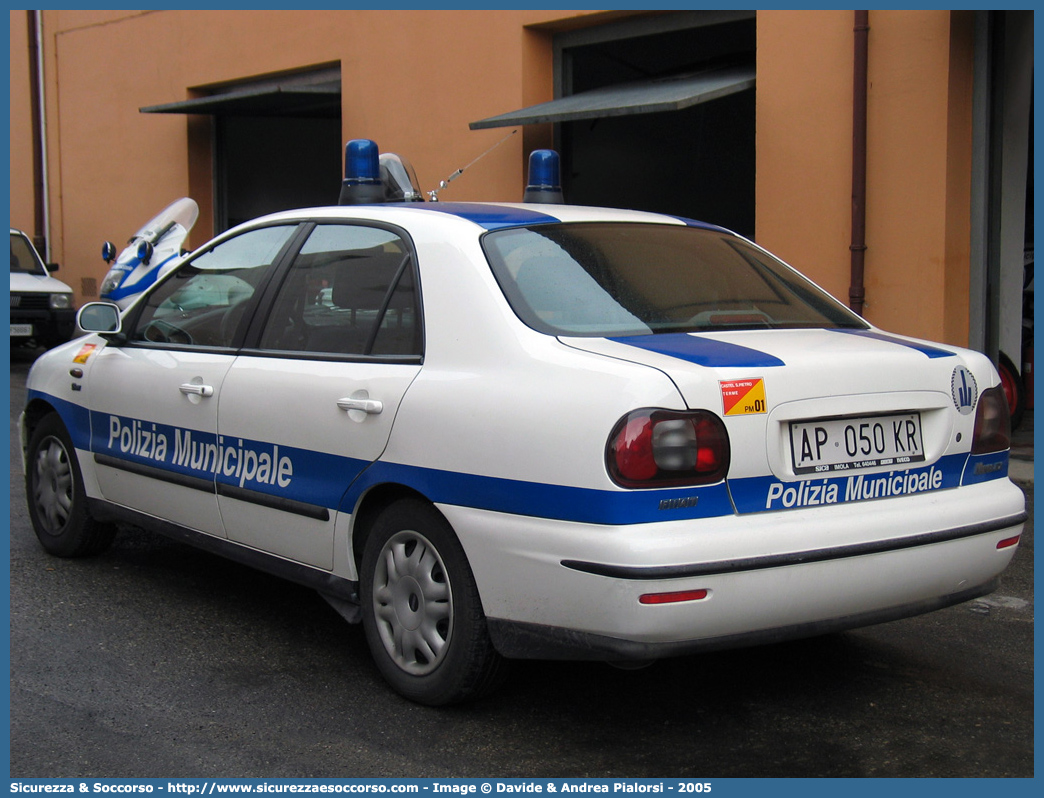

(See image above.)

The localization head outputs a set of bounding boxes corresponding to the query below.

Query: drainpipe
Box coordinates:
[28,10,50,261]
[849,10,869,316]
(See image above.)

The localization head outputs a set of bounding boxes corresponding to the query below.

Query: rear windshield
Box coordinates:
[481,223,866,337]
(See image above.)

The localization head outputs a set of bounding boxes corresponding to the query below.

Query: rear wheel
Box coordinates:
[360,499,504,705]
[25,413,116,557]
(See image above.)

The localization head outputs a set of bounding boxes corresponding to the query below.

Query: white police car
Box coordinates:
[21,142,1026,705]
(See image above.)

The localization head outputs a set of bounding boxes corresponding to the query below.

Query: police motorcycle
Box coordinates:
[99,197,199,309]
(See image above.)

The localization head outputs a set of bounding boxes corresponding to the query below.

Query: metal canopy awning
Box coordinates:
[470,64,755,130]
[140,80,341,119]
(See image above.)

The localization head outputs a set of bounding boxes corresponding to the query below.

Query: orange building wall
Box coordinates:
[756,9,974,345]
[13,9,597,305]
[13,9,977,347]
[9,11,36,237]
[755,10,855,305]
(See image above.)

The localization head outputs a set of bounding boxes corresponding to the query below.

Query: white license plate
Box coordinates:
[790,413,925,474]
[10,324,33,337]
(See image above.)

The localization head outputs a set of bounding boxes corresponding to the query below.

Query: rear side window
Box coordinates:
[258,224,420,358]
[482,223,866,336]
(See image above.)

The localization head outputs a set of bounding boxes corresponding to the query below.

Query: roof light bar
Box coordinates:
[523,149,564,204]
[338,139,384,205]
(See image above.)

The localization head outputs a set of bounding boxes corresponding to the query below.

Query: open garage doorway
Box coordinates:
[216,114,341,230]
[141,65,342,235]
[561,13,756,236]
[472,12,756,237]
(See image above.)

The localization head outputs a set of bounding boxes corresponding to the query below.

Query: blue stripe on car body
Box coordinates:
[728,454,972,515]
[610,332,786,368]
[833,329,957,358]
[415,202,562,230]
[27,390,92,450]
[31,390,1002,529]
[71,400,737,526]
[340,460,735,525]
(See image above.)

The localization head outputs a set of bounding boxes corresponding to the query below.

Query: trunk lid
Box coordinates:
[562,328,993,513]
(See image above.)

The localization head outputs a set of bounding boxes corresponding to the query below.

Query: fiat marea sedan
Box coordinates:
[21,142,1025,705]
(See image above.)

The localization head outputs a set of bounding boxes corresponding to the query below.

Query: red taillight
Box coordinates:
[997,534,1021,550]
[606,409,730,488]
[612,414,659,482]
[639,589,709,605]
[971,385,1011,454]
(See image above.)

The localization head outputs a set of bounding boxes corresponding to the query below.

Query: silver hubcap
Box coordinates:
[32,435,73,534]
[372,530,453,676]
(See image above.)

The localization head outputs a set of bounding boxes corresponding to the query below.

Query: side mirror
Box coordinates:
[46,262,60,273]
[76,302,122,334]
[102,241,117,263]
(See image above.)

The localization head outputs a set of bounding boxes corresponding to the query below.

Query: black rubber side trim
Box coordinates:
[95,452,212,493]
[562,513,1027,580]
[216,482,330,521]
[88,498,356,603]
[486,577,1001,661]
[94,452,330,521]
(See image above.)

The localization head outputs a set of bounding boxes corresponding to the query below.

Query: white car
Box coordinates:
[20,143,1026,705]
[10,228,75,348]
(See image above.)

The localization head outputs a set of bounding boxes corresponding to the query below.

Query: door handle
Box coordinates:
[337,397,383,415]
[180,383,214,398]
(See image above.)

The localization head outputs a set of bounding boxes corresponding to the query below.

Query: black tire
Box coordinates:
[998,352,1025,431]
[25,412,116,558]
[359,498,505,705]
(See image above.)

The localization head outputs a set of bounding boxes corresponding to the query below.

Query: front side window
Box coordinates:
[258,224,420,358]
[130,225,296,348]
[11,233,46,276]
[482,223,866,337]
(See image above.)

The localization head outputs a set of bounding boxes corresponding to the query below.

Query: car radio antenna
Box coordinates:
[428,129,518,201]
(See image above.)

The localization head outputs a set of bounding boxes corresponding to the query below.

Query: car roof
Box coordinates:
[241,202,732,235]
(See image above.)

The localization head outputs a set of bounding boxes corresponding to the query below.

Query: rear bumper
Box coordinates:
[442,479,1026,660]
[487,576,1001,660]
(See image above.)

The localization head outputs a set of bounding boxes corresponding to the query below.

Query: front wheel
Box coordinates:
[359,499,505,705]
[25,413,116,557]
